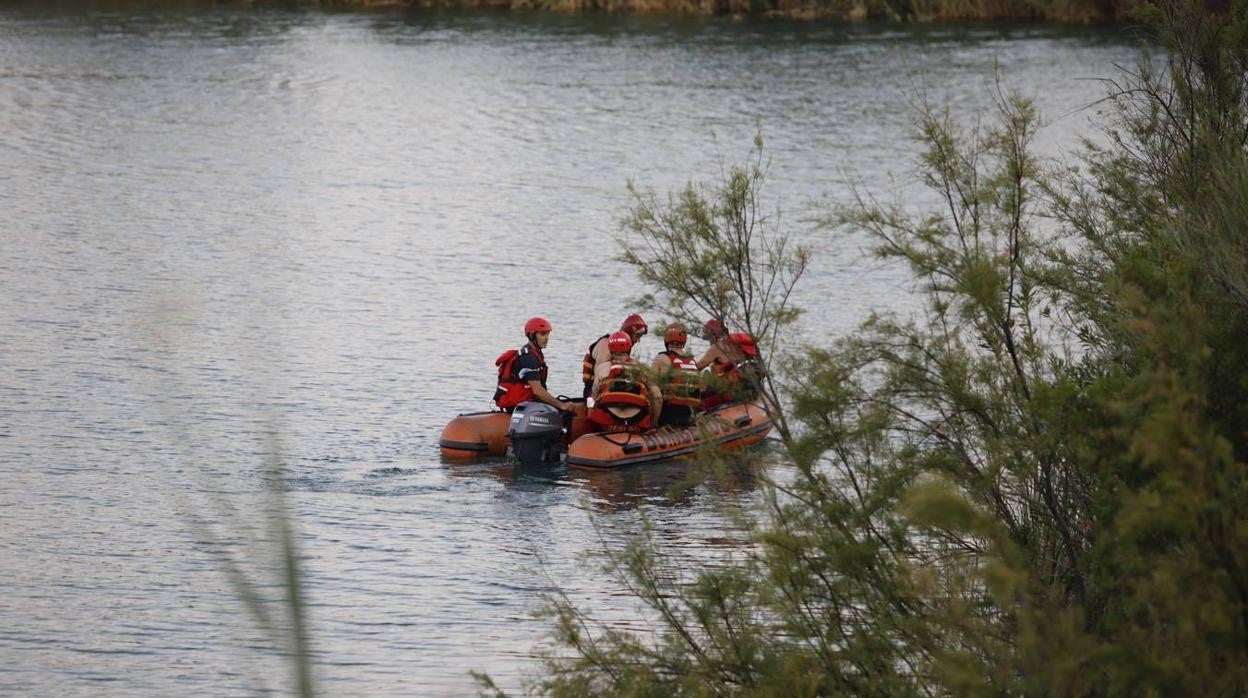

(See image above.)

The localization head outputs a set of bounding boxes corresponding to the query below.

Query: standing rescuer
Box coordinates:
[494,316,575,413]
[581,313,649,398]
[651,323,703,427]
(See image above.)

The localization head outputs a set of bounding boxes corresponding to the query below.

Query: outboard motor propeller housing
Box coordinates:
[507,401,566,465]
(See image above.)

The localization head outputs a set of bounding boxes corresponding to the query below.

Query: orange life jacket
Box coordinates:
[493,343,547,410]
[589,362,658,434]
[657,349,702,409]
[711,333,762,383]
[587,361,653,433]
[704,333,762,409]
[593,362,650,410]
[730,332,759,359]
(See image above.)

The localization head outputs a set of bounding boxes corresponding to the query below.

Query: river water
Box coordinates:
[1,5,1140,695]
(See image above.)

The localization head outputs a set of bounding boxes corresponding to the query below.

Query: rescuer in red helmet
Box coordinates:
[493,316,575,413]
[695,317,733,371]
[696,318,764,409]
[580,313,649,399]
[586,331,662,433]
[650,323,703,427]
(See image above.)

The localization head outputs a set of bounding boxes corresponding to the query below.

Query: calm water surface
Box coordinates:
[1,6,1139,695]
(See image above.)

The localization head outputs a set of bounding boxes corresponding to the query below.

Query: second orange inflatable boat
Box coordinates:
[564,402,771,470]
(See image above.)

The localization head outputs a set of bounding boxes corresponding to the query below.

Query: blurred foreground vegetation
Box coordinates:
[508,0,1248,695]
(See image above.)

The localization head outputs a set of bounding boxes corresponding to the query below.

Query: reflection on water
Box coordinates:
[442,442,771,513]
[568,453,767,512]
[0,4,1140,695]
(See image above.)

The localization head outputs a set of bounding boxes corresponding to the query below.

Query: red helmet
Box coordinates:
[524,316,552,335]
[607,331,633,354]
[663,323,687,345]
[703,318,727,340]
[621,313,648,336]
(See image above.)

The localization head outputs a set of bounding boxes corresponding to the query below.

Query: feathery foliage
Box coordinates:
[529,2,1248,695]
[618,130,809,440]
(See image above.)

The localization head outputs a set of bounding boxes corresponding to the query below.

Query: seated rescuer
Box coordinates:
[581,313,648,399]
[586,331,663,433]
[651,323,703,427]
[696,318,764,409]
[493,316,576,414]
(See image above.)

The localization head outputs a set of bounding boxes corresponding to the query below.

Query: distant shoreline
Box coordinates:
[205,1,1145,23]
[10,0,1150,24]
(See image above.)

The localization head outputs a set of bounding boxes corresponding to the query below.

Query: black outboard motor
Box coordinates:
[507,401,566,465]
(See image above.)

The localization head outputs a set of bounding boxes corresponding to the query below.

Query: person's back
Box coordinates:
[587,332,661,433]
[697,319,763,409]
[582,313,648,398]
[724,331,764,399]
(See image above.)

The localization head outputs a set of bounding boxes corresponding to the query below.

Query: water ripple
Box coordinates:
[0,7,1139,696]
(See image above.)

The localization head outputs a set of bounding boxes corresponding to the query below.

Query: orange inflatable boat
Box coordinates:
[565,402,772,470]
[440,400,771,470]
